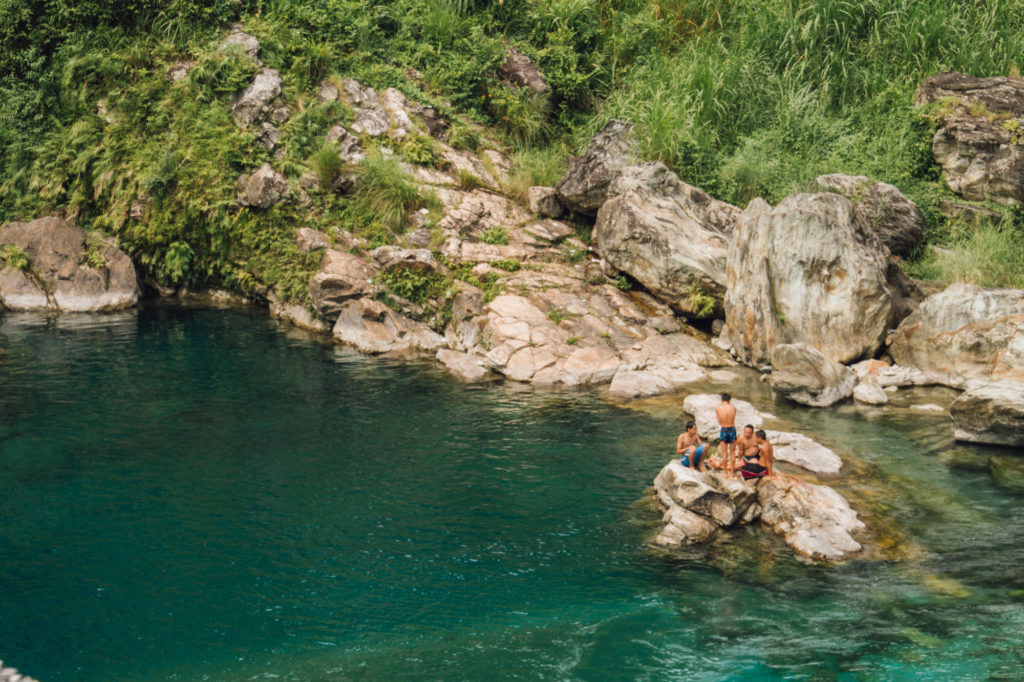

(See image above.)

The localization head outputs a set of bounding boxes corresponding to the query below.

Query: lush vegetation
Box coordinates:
[2,0,1024,303]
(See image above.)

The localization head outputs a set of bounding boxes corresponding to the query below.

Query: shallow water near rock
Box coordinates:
[2,305,1023,680]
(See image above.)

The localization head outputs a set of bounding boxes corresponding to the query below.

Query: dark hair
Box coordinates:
[721,393,731,401]
[685,421,695,430]
[755,429,767,440]
[744,424,755,432]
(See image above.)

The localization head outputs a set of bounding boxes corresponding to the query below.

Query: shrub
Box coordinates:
[480,226,509,245]
[353,149,422,233]
[490,258,520,272]
[0,243,30,270]
[907,217,1024,290]
[311,146,343,189]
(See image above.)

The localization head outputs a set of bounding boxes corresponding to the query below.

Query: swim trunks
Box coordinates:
[681,443,706,468]
[741,463,768,480]
[720,426,737,443]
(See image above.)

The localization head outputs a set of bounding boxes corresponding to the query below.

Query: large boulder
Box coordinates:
[594,162,739,316]
[232,68,282,128]
[332,297,445,354]
[725,194,896,366]
[308,250,375,320]
[949,381,1024,446]
[238,163,289,209]
[769,343,857,407]
[813,174,926,256]
[757,476,865,561]
[915,71,1024,206]
[0,217,139,312]
[498,43,549,95]
[888,283,1024,388]
[555,119,637,215]
[682,393,773,440]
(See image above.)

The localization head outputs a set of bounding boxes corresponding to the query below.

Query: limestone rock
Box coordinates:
[368,246,439,273]
[436,349,495,382]
[0,217,139,312]
[308,250,374,320]
[757,477,865,561]
[232,68,282,128]
[332,297,444,354]
[950,381,1024,446]
[220,28,261,60]
[295,228,329,252]
[814,174,926,256]
[555,119,637,215]
[763,431,843,475]
[528,186,564,218]
[268,289,330,333]
[325,126,365,164]
[594,162,739,316]
[238,163,289,209]
[853,373,889,405]
[681,394,775,441]
[916,71,1024,205]
[725,194,896,366]
[498,43,549,95]
[889,283,1024,388]
[769,343,856,407]
[850,359,934,388]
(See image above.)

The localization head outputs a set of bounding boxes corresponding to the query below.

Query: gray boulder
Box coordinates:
[309,249,375,320]
[889,283,1024,388]
[498,43,549,95]
[725,194,896,366]
[915,71,1024,206]
[555,119,637,215]
[232,68,282,128]
[528,186,564,218]
[220,26,261,61]
[757,476,865,561]
[238,163,289,209]
[594,162,739,317]
[0,217,139,312]
[769,343,857,407]
[332,297,445,354]
[814,174,926,256]
[950,381,1024,446]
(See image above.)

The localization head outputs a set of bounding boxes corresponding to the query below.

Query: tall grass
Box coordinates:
[907,218,1024,290]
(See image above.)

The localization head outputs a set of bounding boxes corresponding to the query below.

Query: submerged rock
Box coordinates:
[652,462,864,561]
[0,216,139,312]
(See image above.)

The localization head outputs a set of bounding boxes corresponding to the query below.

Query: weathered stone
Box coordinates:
[268,289,330,334]
[295,228,329,252]
[232,68,282,128]
[757,476,865,561]
[763,431,843,475]
[436,349,495,382]
[889,283,1024,388]
[916,71,1024,206]
[332,297,444,354]
[989,455,1024,495]
[308,250,374,320]
[528,186,564,218]
[725,194,896,366]
[369,246,439,273]
[220,29,261,60]
[595,162,739,317]
[950,381,1024,446]
[850,359,933,388]
[318,80,340,103]
[0,217,139,312]
[498,43,549,95]
[853,373,889,405]
[555,119,637,215]
[769,343,856,407]
[682,394,775,441]
[238,163,288,209]
[325,126,364,164]
[814,174,926,256]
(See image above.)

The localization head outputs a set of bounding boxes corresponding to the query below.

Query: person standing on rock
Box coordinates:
[716,393,738,476]
[676,421,708,471]
[740,430,775,480]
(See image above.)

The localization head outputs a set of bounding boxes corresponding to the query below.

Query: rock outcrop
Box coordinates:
[594,162,739,317]
[915,71,1024,206]
[950,381,1024,446]
[498,43,549,95]
[813,174,926,256]
[232,68,283,129]
[769,343,857,407]
[555,119,637,215]
[238,163,289,209]
[528,186,563,218]
[652,462,864,561]
[332,297,445,354]
[725,194,897,367]
[888,283,1024,388]
[308,250,374,320]
[0,217,139,311]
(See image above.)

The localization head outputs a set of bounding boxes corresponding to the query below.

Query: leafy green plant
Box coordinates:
[489,258,520,272]
[566,335,579,345]
[547,308,568,323]
[480,226,509,245]
[455,168,484,191]
[311,146,343,189]
[83,232,107,269]
[353,149,423,233]
[398,132,441,167]
[615,275,632,291]
[684,285,716,319]
[0,243,30,271]
[376,265,450,306]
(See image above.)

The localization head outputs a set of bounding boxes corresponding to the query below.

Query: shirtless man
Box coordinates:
[739,429,775,480]
[715,393,738,476]
[676,421,708,471]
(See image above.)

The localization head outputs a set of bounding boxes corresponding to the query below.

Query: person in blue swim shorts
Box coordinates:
[676,421,708,471]
[716,393,738,476]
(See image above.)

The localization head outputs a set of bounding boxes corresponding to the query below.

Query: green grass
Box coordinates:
[906,218,1024,290]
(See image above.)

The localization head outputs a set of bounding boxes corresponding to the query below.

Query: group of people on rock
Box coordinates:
[675,394,775,481]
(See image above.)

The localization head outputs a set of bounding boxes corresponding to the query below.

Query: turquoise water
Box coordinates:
[1,305,1023,680]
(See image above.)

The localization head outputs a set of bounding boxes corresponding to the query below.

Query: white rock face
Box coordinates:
[528,186,564,218]
[769,343,857,407]
[853,373,889,405]
[813,174,926,256]
[763,431,843,475]
[594,162,739,316]
[436,349,495,382]
[239,163,289,209]
[889,283,1024,389]
[950,380,1024,446]
[725,194,895,366]
[850,359,933,388]
[652,463,863,561]
[232,68,282,128]
[332,298,444,354]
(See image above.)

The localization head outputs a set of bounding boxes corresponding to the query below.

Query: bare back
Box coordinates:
[716,402,737,428]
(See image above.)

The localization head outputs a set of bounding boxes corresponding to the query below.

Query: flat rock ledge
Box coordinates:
[653,462,865,562]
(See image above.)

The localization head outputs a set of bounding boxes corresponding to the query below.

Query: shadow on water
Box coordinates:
[2,304,1024,680]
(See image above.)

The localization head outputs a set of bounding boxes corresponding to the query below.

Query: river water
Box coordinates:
[1,305,1022,680]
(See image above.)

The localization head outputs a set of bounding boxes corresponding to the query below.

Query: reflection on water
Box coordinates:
[1,304,1023,681]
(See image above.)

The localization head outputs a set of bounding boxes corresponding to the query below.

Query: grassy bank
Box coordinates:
[2,0,1023,301]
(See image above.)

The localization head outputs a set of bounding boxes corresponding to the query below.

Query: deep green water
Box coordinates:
[1,305,1023,681]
